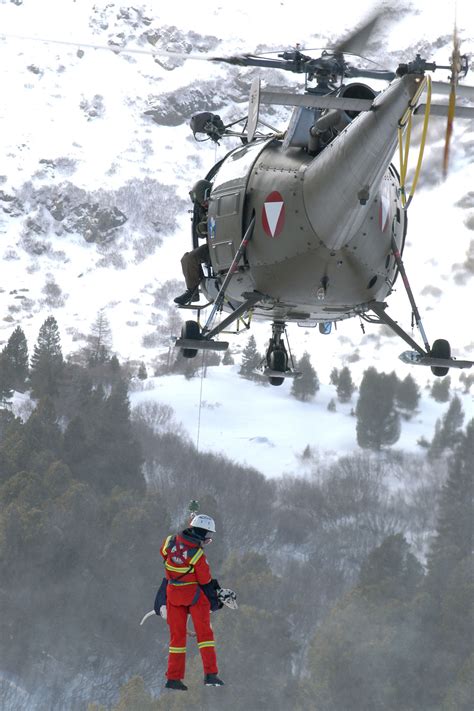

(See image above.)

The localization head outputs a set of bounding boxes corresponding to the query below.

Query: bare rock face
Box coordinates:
[0,190,24,217]
[63,203,128,243]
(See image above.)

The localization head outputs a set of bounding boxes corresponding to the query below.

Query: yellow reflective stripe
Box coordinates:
[161,535,173,557]
[169,647,186,654]
[165,562,192,574]
[197,641,215,648]
[189,548,204,565]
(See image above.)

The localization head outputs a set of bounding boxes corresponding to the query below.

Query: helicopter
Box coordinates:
[174,15,474,385]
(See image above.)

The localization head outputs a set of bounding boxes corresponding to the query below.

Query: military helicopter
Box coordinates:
[174,14,474,385]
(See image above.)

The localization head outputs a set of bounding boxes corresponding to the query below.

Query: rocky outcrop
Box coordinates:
[63,203,128,243]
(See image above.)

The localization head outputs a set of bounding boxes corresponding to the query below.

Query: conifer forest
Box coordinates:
[0,318,472,711]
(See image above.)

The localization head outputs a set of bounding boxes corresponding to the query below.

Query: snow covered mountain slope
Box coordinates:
[130,368,474,478]
[1,0,473,453]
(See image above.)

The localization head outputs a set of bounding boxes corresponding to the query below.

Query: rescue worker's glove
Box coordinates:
[201,579,222,611]
[159,605,167,620]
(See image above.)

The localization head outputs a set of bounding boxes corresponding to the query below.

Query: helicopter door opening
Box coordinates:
[208,139,272,271]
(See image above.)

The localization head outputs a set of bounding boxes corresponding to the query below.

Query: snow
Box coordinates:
[0,0,473,477]
[130,367,474,478]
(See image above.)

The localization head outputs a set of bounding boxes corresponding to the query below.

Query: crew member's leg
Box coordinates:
[175,245,209,305]
[190,593,218,675]
[181,244,209,289]
[166,603,188,680]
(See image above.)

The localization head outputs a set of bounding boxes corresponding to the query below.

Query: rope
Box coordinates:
[398,76,432,209]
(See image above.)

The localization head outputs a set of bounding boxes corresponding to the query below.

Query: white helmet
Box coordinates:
[190,514,216,533]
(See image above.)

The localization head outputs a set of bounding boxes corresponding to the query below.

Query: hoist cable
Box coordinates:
[196,350,206,452]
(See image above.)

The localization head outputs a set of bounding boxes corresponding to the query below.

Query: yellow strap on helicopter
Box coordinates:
[397,76,431,209]
[220,296,254,334]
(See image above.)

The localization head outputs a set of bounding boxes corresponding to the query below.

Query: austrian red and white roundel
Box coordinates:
[262,191,285,238]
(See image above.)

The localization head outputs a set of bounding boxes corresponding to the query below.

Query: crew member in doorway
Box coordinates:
[174,180,211,306]
[158,514,224,691]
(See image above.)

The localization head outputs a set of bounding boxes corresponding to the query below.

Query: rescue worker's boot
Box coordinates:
[174,287,199,306]
[165,679,188,691]
[204,673,225,686]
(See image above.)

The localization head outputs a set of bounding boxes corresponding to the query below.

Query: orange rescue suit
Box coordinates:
[160,532,218,681]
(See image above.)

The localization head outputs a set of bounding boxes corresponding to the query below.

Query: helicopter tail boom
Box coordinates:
[302,74,424,251]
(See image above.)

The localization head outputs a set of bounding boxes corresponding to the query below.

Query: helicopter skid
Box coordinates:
[261,368,302,380]
[175,337,229,352]
[399,351,473,370]
[176,300,214,310]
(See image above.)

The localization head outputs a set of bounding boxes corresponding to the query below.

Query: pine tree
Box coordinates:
[63,415,88,470]
[0,354,14,405]
[330,367,339,386]
[459,371,474,394]
[222,348,234,365]
[239,335,262,380]
[291,352,319,401]
[431,375,451,402]
[430,420,473,570]
[396,373,420,415]
[93,379,144,493]
[428,395,465,461]
[24,397,62,461]
[1,326,29,392]
[137,362,147,380]
[336,366,356,403]
[356,367,401,450]
[301,444,312,459]
[420,420,474,703]
[88,311,113,365]
[30,316,64,399]
[358,533,423,602]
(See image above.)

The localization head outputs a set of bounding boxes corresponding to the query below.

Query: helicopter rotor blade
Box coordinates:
[442,21,462,179]
[344,66,396,81]
[260,91,373,112]
[0,32,215,62]
[334,13,382,56]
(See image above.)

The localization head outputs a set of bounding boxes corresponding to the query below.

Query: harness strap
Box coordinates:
[190,586,201,606]
[168,580,198,586]
[163,535,203,581]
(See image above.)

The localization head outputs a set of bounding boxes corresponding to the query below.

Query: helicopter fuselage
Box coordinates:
[203,74,423,324]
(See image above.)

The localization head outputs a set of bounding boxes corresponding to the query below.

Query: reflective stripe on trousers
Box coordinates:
[166,592,218,680]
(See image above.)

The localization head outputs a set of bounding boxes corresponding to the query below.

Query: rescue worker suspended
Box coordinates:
[156,514,225,691]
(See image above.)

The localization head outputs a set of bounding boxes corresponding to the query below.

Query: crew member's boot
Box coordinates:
[204,673,225,687]
[174,286,199,306]
[165,679,188,691]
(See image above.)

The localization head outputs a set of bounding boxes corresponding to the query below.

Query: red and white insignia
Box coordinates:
[262,191,285,238]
